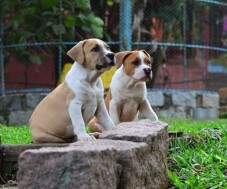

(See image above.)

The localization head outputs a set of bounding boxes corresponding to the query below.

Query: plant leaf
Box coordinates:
[29,55,42,65]
[65,15,76,29]
[52,24,66,35]
[41,0,58,8]
[75,0,90,10]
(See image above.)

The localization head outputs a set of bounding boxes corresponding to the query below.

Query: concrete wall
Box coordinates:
[148,89,219,120]
[0,93,46,125]
[0,89,219,126]
[219,87,227,118]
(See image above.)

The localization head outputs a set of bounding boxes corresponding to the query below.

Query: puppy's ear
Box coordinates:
[142,50,151,60]
[115,51,132,68]
[67,40,87,64]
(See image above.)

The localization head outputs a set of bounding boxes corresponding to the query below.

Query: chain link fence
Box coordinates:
[131,0,227,90]
[0,0,120,95]
[0,0,227,95]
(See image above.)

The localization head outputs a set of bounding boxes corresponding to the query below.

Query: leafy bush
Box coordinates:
[2,0,104,63]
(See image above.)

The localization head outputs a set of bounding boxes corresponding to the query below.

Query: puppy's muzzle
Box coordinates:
[106,53,114,62]
[143,68,152,77]
[96,53,115,70]
[106,53,115,66]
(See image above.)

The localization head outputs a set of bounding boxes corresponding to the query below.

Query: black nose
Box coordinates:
[143,68,151,76]
[106,53,114,61]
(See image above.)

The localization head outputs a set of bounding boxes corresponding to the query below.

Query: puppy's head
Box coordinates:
[115,50,153,81]
[67,38,115,72]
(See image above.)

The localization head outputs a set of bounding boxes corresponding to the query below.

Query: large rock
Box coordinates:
[0,95,22,112]
[220,105,227,118]
[17,121,169,189]
[0,115,6,124]
[147,90,165,107]
[158,107,187,119]
[18,139,164,189]
[172,91,196,108]
[193,108,219,120]
[26,93,46,109]
[8,110,32,125]
[17,140,121,189]
[100,120,169,189]
[219,87,227,105]
[201,93,219,108]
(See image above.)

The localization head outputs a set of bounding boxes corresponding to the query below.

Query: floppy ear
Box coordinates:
[67,40,86,64]
[115,51,132,68]
[142,50,151,60]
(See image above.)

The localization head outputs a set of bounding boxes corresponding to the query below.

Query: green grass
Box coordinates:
[168,119,227,188]
[0,119,227,188]
[0,125,32,144]
[168,119,227,133]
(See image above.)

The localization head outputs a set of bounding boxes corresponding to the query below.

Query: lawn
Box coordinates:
[0,125,32,144]
[167,119,227,188]
[0,119,227,188]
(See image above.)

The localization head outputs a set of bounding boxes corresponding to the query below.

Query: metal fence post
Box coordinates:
[0,1,5,96]
[119,0,132,51]
[183,1,188,89]
[57,0,63,82]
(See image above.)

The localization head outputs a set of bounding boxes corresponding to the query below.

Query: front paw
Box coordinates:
[77,133,96,142]
[103,124,117,131]
[89,132,102,139]
[110,124,117,130]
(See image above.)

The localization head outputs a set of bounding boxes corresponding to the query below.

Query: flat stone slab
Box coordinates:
[100,120,169,188]
[100,120,168,150]
[17,120,169,189]
[17,139,159,189]
[193,108,219,120]
[0,144,69,182]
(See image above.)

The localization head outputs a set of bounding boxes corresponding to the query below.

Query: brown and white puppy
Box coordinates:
[89,50,159,132]
[109,50,159,124]
[29,38,116,143]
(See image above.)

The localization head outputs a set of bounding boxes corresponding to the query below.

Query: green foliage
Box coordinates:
[106,0,119,6]
[211,53,227,69]
[75,0,91,10]
[2,0,104,63]
[0,125,32,144]
[149,0,184,23]
[146,0,185,42]
[168,119,227,188]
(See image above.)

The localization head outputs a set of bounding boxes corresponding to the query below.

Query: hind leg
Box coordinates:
[32,132,73,143]
[87,117,103,133]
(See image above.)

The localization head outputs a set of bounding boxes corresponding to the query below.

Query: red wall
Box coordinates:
[5,55,56,89]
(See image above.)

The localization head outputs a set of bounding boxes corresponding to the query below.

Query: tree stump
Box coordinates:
[17,120,169,189]
[100,120,169,189]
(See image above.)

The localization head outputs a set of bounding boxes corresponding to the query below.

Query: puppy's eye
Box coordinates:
[145,59,152,66]
[132,61,140,66]
[146,61,152,66]
[91,45,101,52]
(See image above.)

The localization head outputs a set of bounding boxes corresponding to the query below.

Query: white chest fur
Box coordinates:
[110,66,146,103]
[65,62,104,124]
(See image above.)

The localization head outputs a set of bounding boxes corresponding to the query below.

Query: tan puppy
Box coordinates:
[89,50,158,132]
[29,38,116,143]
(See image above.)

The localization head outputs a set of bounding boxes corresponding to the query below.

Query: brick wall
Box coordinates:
[0,89,220,126]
